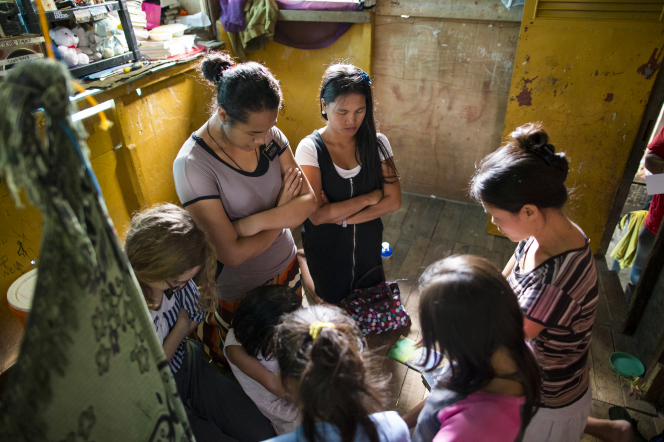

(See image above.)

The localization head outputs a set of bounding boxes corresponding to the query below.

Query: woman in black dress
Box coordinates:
[294,64,401,304]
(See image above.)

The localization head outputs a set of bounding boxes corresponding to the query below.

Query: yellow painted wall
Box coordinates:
[218,20,374,147]
[113,70,213,211]
[497,0,664,252]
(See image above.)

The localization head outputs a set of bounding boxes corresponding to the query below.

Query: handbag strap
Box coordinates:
[344,281,395,307]
[353,265,386,290]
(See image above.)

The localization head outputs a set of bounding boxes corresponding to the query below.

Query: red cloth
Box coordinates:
[167,44,206,60]
[645,126,664,235]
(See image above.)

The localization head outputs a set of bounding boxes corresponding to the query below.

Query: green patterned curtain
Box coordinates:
[0,59,194,442]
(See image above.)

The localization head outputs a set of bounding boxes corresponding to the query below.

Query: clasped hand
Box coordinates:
[231,168,303,237]
[276,167,303,206]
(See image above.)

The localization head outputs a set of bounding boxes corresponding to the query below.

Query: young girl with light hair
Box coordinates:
[125,203,276,442]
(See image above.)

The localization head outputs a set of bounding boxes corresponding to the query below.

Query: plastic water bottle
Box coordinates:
[381,242,393,275]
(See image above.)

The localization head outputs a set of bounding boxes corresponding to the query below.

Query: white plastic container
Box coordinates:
[7,268,37,326]
[149,24,188,41]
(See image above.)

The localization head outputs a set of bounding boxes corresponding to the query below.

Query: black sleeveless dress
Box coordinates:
[301,131,383,304]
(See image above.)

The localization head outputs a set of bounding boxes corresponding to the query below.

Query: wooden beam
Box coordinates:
[622,226,664,335]
[595,258,628,328]
[645,362,664,405]
[73,60,201,111]
[277,10,371,23]
[375,0,523,21]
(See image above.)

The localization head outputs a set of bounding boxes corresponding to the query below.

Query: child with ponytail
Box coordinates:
[267,305,410,442]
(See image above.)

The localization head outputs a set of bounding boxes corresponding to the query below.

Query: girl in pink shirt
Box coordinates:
[404,255,541,442]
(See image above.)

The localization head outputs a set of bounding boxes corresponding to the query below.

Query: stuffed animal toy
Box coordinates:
[108,29,127,56]
[71,24,98,60]
[49,26,89,66]
[107,13,129,53]
[85,25,102,60]
[93,18,115,58]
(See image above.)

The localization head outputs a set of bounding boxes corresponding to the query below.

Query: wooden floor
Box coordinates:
[293,192,664,441]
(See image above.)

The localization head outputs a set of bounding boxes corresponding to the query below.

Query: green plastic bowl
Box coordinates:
[610,352,645,379]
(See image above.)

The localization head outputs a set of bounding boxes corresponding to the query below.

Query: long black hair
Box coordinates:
[231,285,302,359]
[320,64,398,190]
[418,255,541,430]
[469,122,569,213]
[200,51,283,125]
[273,305,387,442]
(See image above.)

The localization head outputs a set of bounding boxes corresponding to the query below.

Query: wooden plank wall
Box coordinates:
[372,0,521,200]
[375,0,523,21]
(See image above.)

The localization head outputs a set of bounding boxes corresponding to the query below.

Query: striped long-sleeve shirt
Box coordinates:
[150,280,206,373]
[507,237,598,409]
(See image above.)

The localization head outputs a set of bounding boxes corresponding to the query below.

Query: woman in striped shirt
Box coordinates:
[469,123,600,442]
[125,204,276,442]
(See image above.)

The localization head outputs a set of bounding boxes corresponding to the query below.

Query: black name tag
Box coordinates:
[262,140,281,161]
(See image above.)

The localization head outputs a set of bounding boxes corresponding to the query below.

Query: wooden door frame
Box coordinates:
[594,63,664,338]
[622,225,664,336]
[597,68,664,257]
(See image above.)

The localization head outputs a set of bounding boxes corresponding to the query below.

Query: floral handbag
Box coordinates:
[342,265,411,335]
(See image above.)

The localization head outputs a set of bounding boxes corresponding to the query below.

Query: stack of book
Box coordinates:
[138,38,186,59]
[163,4,180,24]
[127,0,149,40]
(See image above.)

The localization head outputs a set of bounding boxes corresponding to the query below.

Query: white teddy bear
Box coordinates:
[49,26,89,67]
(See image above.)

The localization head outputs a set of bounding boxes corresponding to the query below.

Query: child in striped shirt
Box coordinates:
[125,203,276,442]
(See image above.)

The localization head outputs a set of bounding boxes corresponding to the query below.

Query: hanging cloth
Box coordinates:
[0,59,193,441]
[225,0,278,60]
[219,0,249,33]
[610,210,649,269]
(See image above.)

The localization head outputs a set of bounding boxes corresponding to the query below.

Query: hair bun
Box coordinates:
[201,52,235,86]
[510,122,549,153]
[549,152,569,177]
[510,122,568,174]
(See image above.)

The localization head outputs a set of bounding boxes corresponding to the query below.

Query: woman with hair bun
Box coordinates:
[173,52,316,364]
[266,305,410,442]
[469,123,598,441]
[295,64,401,304]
